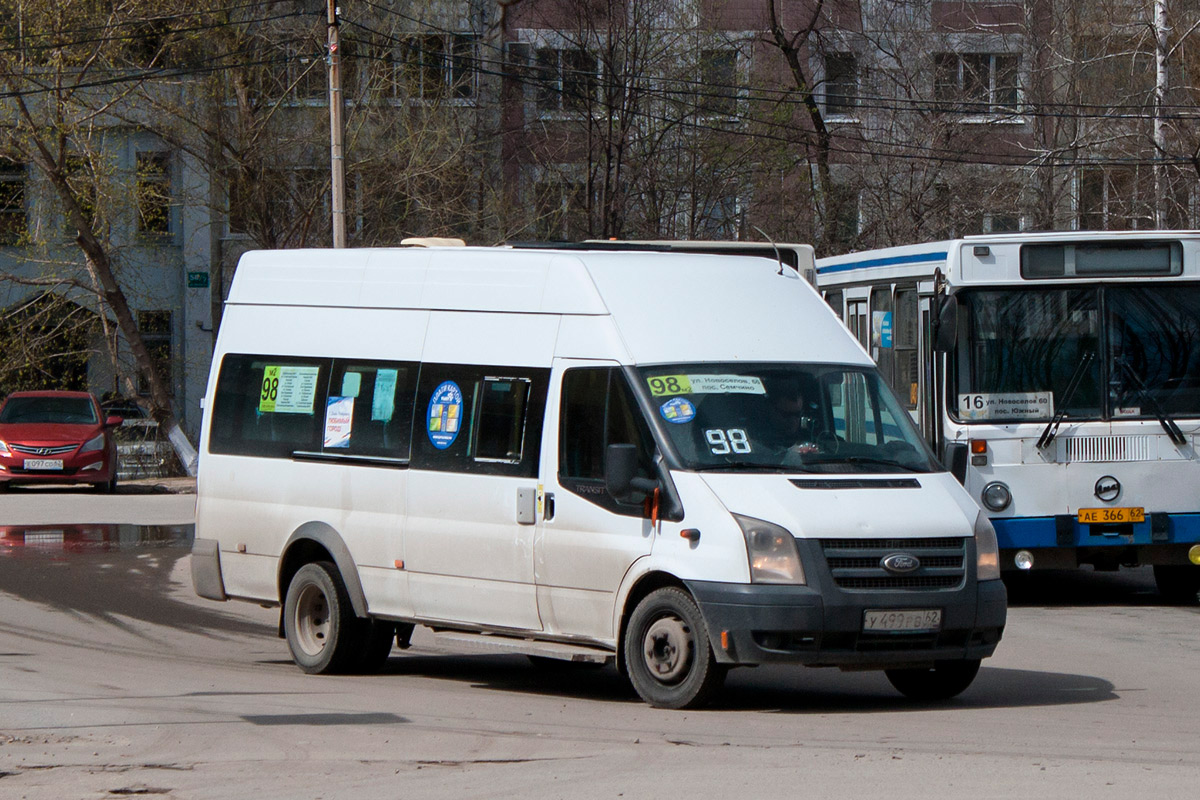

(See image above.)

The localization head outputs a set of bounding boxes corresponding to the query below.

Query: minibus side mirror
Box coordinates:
[933,295,959,353]
[606,444,659,501]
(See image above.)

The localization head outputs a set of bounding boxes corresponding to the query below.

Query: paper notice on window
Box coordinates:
[323,396,354,448]
[259,365,320,414]
[958,392,1054,422]
[372,369,398,422]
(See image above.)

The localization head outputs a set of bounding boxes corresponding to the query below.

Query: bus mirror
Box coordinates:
[933,295,959,353]
[606,444,657,501]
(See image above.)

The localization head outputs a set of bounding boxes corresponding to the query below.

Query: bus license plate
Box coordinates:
[1077,507,1145,524]
[23,459,63,471]
[863,609,942,633]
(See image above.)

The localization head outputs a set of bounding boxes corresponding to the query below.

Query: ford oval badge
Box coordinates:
[881,553,920,574]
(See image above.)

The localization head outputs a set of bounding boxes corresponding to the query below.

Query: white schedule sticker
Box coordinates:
[958,392,1053,422]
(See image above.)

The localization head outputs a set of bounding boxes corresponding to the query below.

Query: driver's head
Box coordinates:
[766,376,807,433]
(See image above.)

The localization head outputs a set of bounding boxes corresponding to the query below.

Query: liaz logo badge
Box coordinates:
[1094,476,1121,502]
[881,553,920,574]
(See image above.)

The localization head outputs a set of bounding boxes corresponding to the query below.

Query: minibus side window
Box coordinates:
[411,364,548,477]
[323,360,418,458]
[558,368,656,516]
[209,353,330,458]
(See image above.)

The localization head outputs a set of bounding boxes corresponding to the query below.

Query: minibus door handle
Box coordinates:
[544,492,555,521]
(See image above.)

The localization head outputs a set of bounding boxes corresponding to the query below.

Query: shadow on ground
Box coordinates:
[342,650,1116,714]
[0,523,267,638]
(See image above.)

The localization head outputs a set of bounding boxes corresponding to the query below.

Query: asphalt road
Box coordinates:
[1,487,1198,799]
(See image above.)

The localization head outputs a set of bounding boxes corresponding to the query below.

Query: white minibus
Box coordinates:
[191,244,1006,708]
[817,231,1200,602]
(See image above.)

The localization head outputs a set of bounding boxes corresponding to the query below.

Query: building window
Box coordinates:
[137,310,173,397]
[136,152,171,235]
[0,159,27,246]
[934,53,1019,114]
[699,49,738,117]
[535,47,598,112]
[400,33,478,100]
[292,44,328,102]
[824,53,857,116]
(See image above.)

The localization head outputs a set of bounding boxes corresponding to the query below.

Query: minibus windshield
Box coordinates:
[638,363,939,473]
[954,285,1200,423]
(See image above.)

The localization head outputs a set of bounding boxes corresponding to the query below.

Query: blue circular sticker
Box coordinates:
[427,380,464,449]
[659,397,696,424]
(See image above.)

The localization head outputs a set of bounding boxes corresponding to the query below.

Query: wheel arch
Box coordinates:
[278,522,368,619]
[614,569,689,676]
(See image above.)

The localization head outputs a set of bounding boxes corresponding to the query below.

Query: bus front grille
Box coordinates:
[1061,435,1152,463]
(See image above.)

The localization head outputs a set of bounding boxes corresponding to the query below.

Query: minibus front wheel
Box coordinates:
[284,561,369,674]
[624,587,726,709]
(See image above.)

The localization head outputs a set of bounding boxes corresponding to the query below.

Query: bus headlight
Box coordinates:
[734,514,806,584]
[975,511,1001,581]
[981,481,1012,512]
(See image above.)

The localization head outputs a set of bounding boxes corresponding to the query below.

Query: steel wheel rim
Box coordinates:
[293,583,331,657]
[642,615,693,684]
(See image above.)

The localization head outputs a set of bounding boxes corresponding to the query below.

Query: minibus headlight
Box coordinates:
[79,433,106,454]
[975,511,1001,581]
[981,481,1011,512]
[734,514,806,584]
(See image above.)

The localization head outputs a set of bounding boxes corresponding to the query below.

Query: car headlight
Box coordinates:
[79,433,106,454]
[734,514,806,584]
[981,481,1012,512]
[975,511,1001,581]
[0,440,9,455]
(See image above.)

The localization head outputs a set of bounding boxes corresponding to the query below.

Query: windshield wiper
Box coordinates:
[1114,357,1187,446]
[1037,351,1096,450]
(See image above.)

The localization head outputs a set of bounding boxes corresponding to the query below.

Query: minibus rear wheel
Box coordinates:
[885,658,981,701]
[284,561,363,674]
[624,587,725,709]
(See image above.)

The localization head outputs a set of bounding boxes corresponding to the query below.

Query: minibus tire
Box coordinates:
[885,658,981,701]
[283,561,362,674]
[624,588,725,709]
[1153,565,1200,605]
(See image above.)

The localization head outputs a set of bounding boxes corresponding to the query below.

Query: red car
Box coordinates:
[0,391,122,492]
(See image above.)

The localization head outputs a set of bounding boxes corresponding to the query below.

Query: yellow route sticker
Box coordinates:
[647,375,693,396]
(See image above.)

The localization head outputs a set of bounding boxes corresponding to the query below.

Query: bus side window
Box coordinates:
[825,290,843,321]
[558,368,656,515]
[324,360,418,458]
[209,353,331,458]
[411,364,549,477]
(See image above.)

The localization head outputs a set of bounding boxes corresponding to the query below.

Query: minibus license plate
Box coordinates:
[863,609,942,633]
[1077,507,1144,524]
[24,459,63,471]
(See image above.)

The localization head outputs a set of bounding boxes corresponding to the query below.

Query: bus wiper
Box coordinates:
[1114,358,1187,446]
[1037,351,1095,450]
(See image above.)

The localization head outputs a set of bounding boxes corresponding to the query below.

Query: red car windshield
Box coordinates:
[0,397,99,425]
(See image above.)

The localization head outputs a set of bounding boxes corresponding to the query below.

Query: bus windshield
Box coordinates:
[954,285,1200,422]
[638,363,939,473]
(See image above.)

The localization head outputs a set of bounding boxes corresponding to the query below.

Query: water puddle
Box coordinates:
[0,523,194,554]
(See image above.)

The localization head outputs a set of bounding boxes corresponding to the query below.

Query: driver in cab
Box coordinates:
[758,375,822,456]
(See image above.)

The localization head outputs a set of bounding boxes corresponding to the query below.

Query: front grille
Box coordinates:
[1062,435,1152,463]
[821,537,968,591]
[10,443,78,455]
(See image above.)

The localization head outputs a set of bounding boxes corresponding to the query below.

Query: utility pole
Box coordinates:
[1153,0,1169,229]
[328,0,347,247]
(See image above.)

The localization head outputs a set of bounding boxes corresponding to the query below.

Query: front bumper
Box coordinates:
[0,452,112,485]
[685,535,1006,668]
[993,513,1200,569]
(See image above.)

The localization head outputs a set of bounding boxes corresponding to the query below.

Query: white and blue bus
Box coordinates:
[817,231,1200,602]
